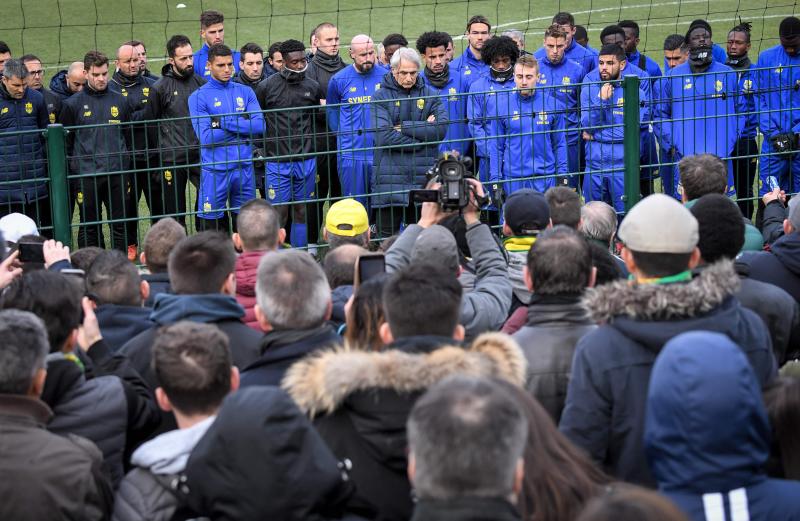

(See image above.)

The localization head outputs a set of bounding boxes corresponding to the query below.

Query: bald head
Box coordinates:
[66,61,86,94]
[323,244,368,289]
[116,44,140,77]
[350,34,377,73]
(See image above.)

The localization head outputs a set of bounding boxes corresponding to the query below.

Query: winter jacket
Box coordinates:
[95,304,155,352]
[385,222,512,339]
[142,271,171,308]
[234,250,269,329]
[512,294,597,423]
[306,49,347,153]
[420,66,472,156]
[0,83,49,203]
[0,395,113,521]
[49,69,79,101]
[59,84,133,176]
[411,497,522,521]
[645,331,800,521]
[756,44,800,139]
[109,69,158,156]
[370,73,448,208]
[240,325,342,387]
[450,47,489,89]
[284,333,527,521]
[534,39,598,76]
[193,44,241,78]
[119,293,262,391]
[137,63,206,168]
[559,260,777,486]
[183,386,366,521]
[112,416,215,521]
[255,70,325,160]
[741,232,800,304]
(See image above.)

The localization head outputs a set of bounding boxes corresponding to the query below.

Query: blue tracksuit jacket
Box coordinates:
[450,47,489,89]
[420,68,471,156]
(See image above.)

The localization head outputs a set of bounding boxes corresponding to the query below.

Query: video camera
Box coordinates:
[411,155,488,211]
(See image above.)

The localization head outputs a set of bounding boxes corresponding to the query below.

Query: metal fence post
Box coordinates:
[46,124,71,247]
[623,75,641,213]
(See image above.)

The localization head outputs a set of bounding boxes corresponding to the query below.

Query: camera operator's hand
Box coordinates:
[0,250,22,290]
[418,181,448,228]
[463,178,486,226]
[43,240,70,269]
[763,187,787,206]
[77,296,102,351]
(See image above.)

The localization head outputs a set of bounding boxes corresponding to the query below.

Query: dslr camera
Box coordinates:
[411,154,487,211]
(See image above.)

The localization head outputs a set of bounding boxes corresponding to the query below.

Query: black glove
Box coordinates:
[771,133,799,153]
[253,148,266,170]
[210,117,221,129]
[491,183,505,209]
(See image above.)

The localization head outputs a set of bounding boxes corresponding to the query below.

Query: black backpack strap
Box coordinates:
[638,53,647,71]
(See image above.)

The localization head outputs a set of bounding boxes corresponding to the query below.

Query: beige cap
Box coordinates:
[619,194,699,253]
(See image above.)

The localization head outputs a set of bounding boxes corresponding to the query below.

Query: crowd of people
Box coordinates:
[3,8,800,521]
[3,11,800,254]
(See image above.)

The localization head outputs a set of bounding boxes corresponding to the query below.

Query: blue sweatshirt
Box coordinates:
[188,76,265,173]
[420,68,471,156]
[193,44,241,78]
[467,73,516,159]
[536,55,585,144]
[581,79,649,145]
[488,89,568,182]
[326,64,388,160]
[734,63,758,139]
[755,44,800,139]
[450,47,489,89]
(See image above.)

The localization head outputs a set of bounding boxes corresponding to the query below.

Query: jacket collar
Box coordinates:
[283,332,527,416]
[526,294,592,326]
[0,394,53,426]
[583,259,739,324]
[411,497,521,521]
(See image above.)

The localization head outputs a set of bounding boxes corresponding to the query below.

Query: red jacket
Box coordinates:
[235,250,268,330]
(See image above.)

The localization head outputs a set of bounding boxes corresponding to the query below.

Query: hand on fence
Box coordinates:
[77,296,102,351]
[43,240,70,269]
[762,187,786,206]
[0,250,22,290]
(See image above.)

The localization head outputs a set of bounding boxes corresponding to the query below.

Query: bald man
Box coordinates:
[49,61,86,101]
[326,35,388,205]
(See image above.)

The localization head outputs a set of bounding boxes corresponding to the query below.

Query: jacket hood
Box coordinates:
[150,293,245,325]
[111,69,142,88]
[583,259,739,324]
[131,415,215,475]
[770,233,800,276]
[283,332,527,416]
[644,331,770,493]
[49,70,71,96]
[235,251,267,298]
[160,62,197,80]
[380,71,425,93]
[184,386,355,521]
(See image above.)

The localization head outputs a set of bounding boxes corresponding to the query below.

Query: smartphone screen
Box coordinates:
[18,241,45,263]
[355,254,386,289]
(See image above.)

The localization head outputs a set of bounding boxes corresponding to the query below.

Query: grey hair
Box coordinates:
[255,249,331,330]
[407,375,528,500]
[390,47,422,70]
[581,201,618,245]
[502,29,525,43]
[2,59,29,80]
[0,310,49,395]
[327,230,369,250]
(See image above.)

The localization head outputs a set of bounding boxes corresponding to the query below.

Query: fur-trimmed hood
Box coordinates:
[283,332,527,416]
[583,260,740,324]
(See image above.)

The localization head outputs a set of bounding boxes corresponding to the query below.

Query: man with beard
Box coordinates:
[756,16,800,200]
[488,54,568,196]
[451,15,491,88]
[468,35,518,219]
[535,12,597,75]
[307,22,347,246]
[618,20,662,78]
[656,21,743,200]
[109,43,157,240]
[418,31,470,157]
[536,25,585,185]
[233,43,268,91]
[327,35,387,205]
[189,44,265,232]
[256,39,325,248]
[581,44,649,215]
[371,47,447,236]
[726,21,758,218]
[266,42,284,75]
[137,34,206,228]
[21,54,61,124]
[60,51,137,251]
[193,10,240,78]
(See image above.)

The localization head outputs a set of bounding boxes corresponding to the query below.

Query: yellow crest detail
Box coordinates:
[449,87,457,95]
[83,111,92,117]
[49,113,56,124]
[375,83,381,90]
[511,110,520,121]
[617,97,624,107]
[214,101,222,107]
[743,79,753,91]
[203,201,213,212]
[268,187,276,200]
[562,76,571,85]
[417,99,425,110]
[349,86,357,92]
[164,170,173,182]
[142,87,150,97]
[714,80,723,92]
[110,106,119,117]
[77,192,84,204]
[25,102,33,114]
[1,107,7,115]
[236,97,244,108]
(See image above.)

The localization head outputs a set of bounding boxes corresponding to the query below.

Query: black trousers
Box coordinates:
[732,136,759,220]
[72,172,137,250]
[376,202,417,238]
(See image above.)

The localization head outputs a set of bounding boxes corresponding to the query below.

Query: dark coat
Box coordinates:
[645,332,800,521]
[0,84,49,203]
[35,86,62,124]
[559,260,777,487]
[512,294,597,423]
[183,386,366,521]
[142,271,171,308]
[741,232,800,304]
[761,199,786,245]
[240,325,342,387]
[410,497,522,521]
[234,250,268,330]
[95,304,155,352]
[49,69,77,101]
[0,395,114,521]
[284,333,527,521]
[306,50,347,152]
[370,73,448,208]
[109,70,158,157]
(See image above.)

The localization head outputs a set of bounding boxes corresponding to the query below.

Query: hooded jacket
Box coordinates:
[645,331,800,521]
[0,395,113,521]
[112,416,215,521]
[49,69,78,101]
[234,250,269,329]
[284,333,527,521]
[95,304,155,352]
[183,386,365,521]
[559,260,777,486]
[370,72,448,208]
[741,232,800,304]
[307,50,347,153]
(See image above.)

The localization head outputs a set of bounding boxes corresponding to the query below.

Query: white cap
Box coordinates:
[618,194,698,253]
[0,213,39,243]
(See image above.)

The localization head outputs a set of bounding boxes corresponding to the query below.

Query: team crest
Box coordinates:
[49,113,55,123]
[164,170,173,182]
[743,79,753,92]
[268,187,276,200]
[203,201,213,212]
[77,192,84,204]
[349,86,357,92]
[25,102,32,114]
[417,99,425,110]
[236,96,244,108]
[616,97,624,107]
[512,110,520,121]
[0,107,7,115]
[375,83,381,90]
[538,112,548,123]
[121,89,128,97]
[142,87,150,97]
[110,106,119,117]
[562,76,571,85]
[449,87,457,95]
[464,69,471,75]
[714,80,723,92]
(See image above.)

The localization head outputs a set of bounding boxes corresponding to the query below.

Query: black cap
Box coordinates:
[503,189,550,236]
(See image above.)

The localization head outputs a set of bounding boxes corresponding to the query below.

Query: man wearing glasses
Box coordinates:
[21,54,61,124]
